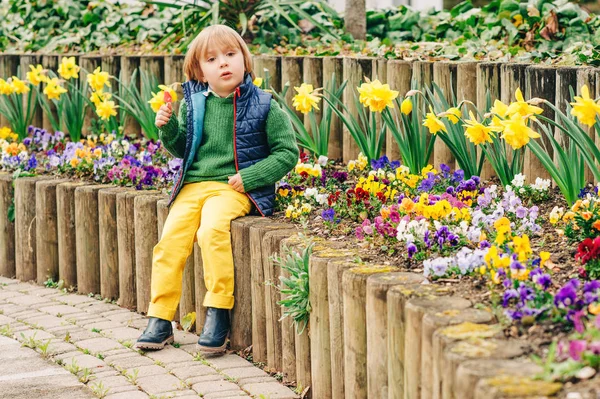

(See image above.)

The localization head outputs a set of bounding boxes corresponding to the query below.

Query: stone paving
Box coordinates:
[0,276,299,399]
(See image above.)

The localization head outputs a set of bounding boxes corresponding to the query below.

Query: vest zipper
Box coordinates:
[233,87,265,217]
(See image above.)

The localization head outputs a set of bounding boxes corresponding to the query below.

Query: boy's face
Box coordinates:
[200,44,245,97]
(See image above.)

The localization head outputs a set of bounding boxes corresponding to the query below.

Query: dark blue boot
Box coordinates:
[134,317,174,350]
[197,308,230,355]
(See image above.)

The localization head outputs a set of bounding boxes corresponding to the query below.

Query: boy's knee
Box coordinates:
[197,224,229,247]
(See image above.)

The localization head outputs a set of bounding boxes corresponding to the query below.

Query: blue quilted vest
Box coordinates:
[167,74,275,216]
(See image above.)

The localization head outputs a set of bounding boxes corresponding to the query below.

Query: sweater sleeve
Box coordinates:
[239,100,299,192]
[157,99,187,159]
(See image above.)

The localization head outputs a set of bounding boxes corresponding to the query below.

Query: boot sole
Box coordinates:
[134,335,174,350]
[196,341,227,356]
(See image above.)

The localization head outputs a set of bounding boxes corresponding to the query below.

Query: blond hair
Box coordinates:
[183,24,254,82]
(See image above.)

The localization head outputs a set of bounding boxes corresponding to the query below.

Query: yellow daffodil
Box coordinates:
[26,65,47,86]
[464,111,495,145]
[87,67,111,92]
[57,57,80,80]
[0,78,14,95]
[401,98,412,115]
[292,83,321,114]
[506,88,543,119]
[96,100,118,120]
[499,113,541,150]
[43,78,68,100]
[570,85,600,127]
[490,99,509,118]
[445,107,462,124]
[158,85,178,103]
[149,91,165,113]
[90,90,111,107]
[423,107,447,134]
[357,79,399,113]
[9,77,29,95]
[253,77,263,87]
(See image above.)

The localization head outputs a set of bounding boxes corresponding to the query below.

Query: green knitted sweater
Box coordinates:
[157,94,299,192]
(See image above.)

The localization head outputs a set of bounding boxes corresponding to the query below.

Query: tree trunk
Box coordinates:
[345,0,366,40]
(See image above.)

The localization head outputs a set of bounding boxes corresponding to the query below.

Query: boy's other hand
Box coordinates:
[228,173,245,193]
[155,102,172,128]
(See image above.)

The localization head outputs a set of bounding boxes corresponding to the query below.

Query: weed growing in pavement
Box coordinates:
[96,353,105,360]
[91,328,101,333]
[193,352,210,366]
[79,367,93,384]
[171,342,180,348]
[123,368,139,384]
[0,324,13,337]
[20,332,39,349]
[37,339,52,359]
[89,381,109,398]
[65,358,82,375]
[122,340,133,349]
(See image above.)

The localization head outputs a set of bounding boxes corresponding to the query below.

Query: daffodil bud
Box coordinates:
[401,98,413,115]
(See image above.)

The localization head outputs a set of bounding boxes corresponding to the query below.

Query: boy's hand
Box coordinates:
[155,102,172,128]
[228,173,245,193]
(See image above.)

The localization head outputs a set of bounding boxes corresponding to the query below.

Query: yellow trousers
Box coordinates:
[147,181,252,321]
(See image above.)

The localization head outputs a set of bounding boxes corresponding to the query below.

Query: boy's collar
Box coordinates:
[203,86,235,99]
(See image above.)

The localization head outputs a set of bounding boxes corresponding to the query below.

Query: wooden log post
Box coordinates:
[15,176,51,282]
[454,359,542,399]
[366,272,426,399]
[500,63,529,104]
[116,190,159,310]
[75,184,112,295]
[474,375,562,399]
[56,181,86,288]
[41,55,60,133]
[440,338,527,399]
[193,242,207,332]
[79,56,102,137]
[0,54,20,128]
[387,284,454,399]
[98,187,131,301]
[0,172,16,278]
[554,67,579,175]
[422,308,496,399]
[343,57,373,163]
[433,62,458,170]
[309,247,359,399]
[35,178,69,284]
[20,54,43,130]
[249,221,296,364]
[230,216,265,350]
[413,61,434,88]
[156,198,194,323]
[140,56,164,138]
[404,296,471,399]
[386,60,412,162]
[253,55,282,93]
[281,56,304,120]
[120,56,142,136]
[164,55,186,115]
[323,56,344,161]
[134,194,165,314]
[432,322,504,399]
[343,264,398,399]
[101,55,122,134]
[577,67,596,183]
[524,65,556,181]
[476,62,502,180]
[373,58,388,155]
[303,56,323,138]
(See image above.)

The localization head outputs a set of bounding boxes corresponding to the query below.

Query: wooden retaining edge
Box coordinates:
[120,55,142,136]
[0,172,15,278]
[74,184,113,295]
[343,264,399,399]
[262,226,298,371]
[134,193,166,314]
[303,56,323,139]
[192,241,206,333]
[373,57,388,155]
[252,55,282,93]
[500,62,529,167]
[230,216,265,350]
[282,56,304,121]
[404,295,472,399]
[455,358,544,399]
[439,337,527,399]
[422,308,496,399]
[14,176,53,283]
[56,181,87,289]
[386,60,412,162]
[323,57,344,161]
[20,54,43,129]
[249,221,296,364]
[576,67,597,183]
[116,190,160,310]
[98,187,131,301]
[366,272,427,399]
[554,66,579,178]
[387,283,454,399]
[41,54,59,133]
[309,246,357,399]
[343,57,373,163]
[35,178,70,284]
[432,61,458,171]
[474,374,562,398]
[432,321,504,399]
[476,62,502,180]
[156,198,195,323]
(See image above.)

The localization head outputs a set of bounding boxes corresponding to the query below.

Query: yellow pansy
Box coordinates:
[357,79,399,113]
[292,83,321,114]
[540,252,551,268]
[423,106,447,134]
[87,67,111,92]
[57,57,80,80]
[570,85,600,128]
[512,234,532,262]
[43,78,68,100]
